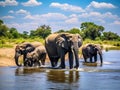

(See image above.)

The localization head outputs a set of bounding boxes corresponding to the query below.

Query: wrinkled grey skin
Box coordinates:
[45,33,82,69]
[14,42,43,66]
[25,46,46,67]
[82,43,103,65]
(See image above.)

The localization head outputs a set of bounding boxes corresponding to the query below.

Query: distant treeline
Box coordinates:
[0,19,120,41]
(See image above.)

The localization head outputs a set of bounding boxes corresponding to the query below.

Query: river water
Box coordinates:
[0,50,120,90]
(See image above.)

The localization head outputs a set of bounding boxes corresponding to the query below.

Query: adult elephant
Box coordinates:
[45,33,83,69]
[25,45,46,67]
[82,43,103,65]
[14,42,43,66]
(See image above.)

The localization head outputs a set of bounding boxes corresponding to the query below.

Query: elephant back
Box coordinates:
[45,33,59,56]
[31,42,43,47]
[45,33,58,44]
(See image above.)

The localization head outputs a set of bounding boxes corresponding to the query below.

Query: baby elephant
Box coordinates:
[82,43,103,65]
[25,45,46,67]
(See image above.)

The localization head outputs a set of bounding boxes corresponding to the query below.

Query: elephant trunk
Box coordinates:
[73,44,79,68]
[14,53,22,66]
[98,51,103,64]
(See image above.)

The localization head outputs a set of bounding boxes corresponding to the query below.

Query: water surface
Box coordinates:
[0,50,120,90]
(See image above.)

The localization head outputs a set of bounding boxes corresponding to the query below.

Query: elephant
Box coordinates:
[45,33,83,69]
[82,43,103,65]
[14,42,43,66]
[25,45,46,67]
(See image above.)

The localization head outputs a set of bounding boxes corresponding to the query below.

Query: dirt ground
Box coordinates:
[0,48,16,67]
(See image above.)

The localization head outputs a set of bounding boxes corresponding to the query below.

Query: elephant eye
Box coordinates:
[18,50,23,54]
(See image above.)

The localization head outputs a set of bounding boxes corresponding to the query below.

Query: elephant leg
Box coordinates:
[68,51,73,69]
[28,60,33,67]
[33,60,39,67]
[49,57,56,67]
[83,54,87,62]
[30,60,34,67]
[84,58,87,62]
[37,61,40,66]
[54,57,59,67]
[59,52,65,69]
[23,54,27,66]
[90,56,92,63]
[94,55,97,63]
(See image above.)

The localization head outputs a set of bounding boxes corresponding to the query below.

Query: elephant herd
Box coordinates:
[14,33,103,69]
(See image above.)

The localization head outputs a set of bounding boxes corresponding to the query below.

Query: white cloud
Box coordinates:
[2,15,14,19]
[22,0,42,6]
[103,12,119,19]
[65,17,79,24]
[0,0,18,7]
[69,14,78,18]
[40,13,67,20]
[8,10,14,14]
[7,22,39,33]
[87,1,116,9]
[112,21,120,25]
[79,12,101,18]
[79,11,119,20]
[24,13,67,20]
[16,9,30,15]
[50,2,85,13]
[24,14,35,19]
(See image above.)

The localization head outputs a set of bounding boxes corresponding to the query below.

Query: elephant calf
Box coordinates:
[82,43,103,65]
[14,42,43,66]
[25,45,46,67]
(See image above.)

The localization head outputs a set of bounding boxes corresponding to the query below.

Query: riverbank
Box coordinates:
[0,48,16,67]
[0,44,119,67]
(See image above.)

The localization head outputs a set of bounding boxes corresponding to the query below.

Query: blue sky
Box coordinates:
[0,0,120,35]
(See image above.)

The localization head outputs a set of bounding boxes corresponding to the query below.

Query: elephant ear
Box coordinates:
[75,34,82,47]
[26,45,35,52]
[94,44,102,53]
[56,34,68,50]
[24,43,35,52]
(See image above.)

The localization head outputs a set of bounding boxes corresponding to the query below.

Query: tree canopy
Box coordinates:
[102,31,119,41]
[0,19,119,41]
[30,25,51,39]
[80,22,104,40]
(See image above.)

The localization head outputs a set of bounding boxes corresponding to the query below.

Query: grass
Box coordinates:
[83,39,120,50]
[0,38,120,50]
[0,38,45,48]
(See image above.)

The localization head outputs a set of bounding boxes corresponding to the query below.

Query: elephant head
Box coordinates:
[56,33,82,50]
[94,44,103,64]
[56,33,83,68]
[84,44,103,64]
[14,42,36,66]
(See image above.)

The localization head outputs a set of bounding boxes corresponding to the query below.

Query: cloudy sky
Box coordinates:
[0,0,120,35]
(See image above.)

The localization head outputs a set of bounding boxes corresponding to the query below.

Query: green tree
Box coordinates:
[9,28,20,38]
[22,31,29,38]
[30,25,51,39]
[0,20,3,25]
[102,31,119,40]
[67,28,81,34]
[80,22,104,40]
[55,29,66,33]
[0,20,9,37]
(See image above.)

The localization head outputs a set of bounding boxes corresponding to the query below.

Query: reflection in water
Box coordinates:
[47,70,79,83]
[15,67,45,76]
